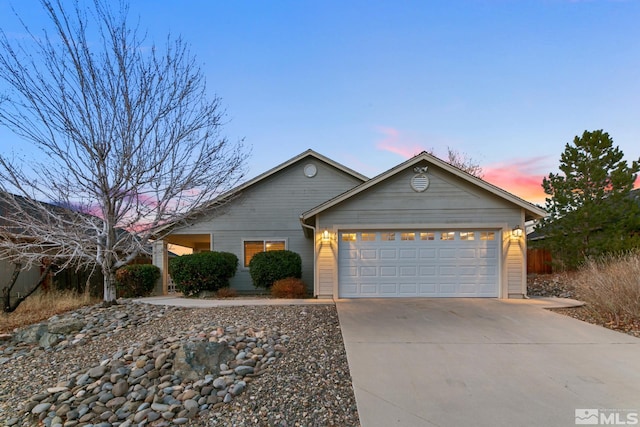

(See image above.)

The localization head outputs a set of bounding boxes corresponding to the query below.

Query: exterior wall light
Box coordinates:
[322,229,331,242]
[512,225,523,238]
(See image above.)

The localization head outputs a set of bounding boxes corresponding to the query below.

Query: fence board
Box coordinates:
[527,248,552,274]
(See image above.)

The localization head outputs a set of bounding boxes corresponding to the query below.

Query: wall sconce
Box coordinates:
[512,225,523,239]
[321,229,331,243]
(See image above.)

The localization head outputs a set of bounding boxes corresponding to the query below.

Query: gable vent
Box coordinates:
[411,173,430,192]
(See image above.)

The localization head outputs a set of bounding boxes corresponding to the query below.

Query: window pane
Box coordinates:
[381,232,396,241]
[341,233,356,242]
[244,241,264,267]
[266,241,285,251]
[401,232,415,241]
[440,232,455,241]
[460,232,475,241]
[361,233,376,241]
[480,231,496,241]
[420,232,435,241]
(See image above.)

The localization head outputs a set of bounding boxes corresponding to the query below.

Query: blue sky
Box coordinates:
[1,0,639,205]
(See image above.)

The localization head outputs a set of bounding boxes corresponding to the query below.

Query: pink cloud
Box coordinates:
[375,126,427,158]
[483,157,551,205]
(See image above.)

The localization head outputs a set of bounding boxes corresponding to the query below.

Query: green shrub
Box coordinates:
[271,277,307,298]
[249,250,301,289]
[115,264,160,298]
[169,251,238,296]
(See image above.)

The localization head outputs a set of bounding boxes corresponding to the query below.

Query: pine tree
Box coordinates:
[537,130,640,269]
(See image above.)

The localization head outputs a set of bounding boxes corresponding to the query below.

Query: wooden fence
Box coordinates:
[527,248,552,274]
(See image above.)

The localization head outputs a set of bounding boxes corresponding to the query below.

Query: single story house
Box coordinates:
[153,149,546,299]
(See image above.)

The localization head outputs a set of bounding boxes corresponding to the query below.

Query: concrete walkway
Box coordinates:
[335,298,640,427]
[134,294,334,307]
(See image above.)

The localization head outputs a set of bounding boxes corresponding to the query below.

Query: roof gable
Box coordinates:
[161,150,368,234]
[301,151,547,222]
[222,149,368,197]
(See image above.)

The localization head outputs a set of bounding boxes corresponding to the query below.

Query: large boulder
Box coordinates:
[47,319,86,335]
[13,324,47,344]
[173,342,234,381]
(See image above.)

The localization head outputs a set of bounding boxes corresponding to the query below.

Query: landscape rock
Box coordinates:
[38,331,60,348]
[47,319,86,335]
[0,301,359,426]
[14,323,47,344]
[173,341,234,381]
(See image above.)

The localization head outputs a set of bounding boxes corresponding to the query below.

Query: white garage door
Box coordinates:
[338,230,500,298]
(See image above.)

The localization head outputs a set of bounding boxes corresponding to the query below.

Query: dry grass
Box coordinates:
[0,289,100,334]
[215,287,238,298]
[565,251,640,334]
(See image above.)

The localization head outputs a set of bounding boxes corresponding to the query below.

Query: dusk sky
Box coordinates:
[1,0,639,206]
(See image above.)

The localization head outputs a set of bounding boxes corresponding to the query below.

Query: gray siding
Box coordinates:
[171,157,363,292]
[318,165,521,226]
[315,160,527,298]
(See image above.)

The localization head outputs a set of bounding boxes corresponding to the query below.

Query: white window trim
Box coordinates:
[241,237,288,269]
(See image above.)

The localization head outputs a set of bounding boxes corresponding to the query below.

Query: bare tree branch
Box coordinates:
[427,146,484,178]
[0,0,247,303]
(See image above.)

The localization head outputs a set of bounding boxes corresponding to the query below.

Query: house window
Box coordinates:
[420,232,435,241]
[460,232,475,241]
[341,233,356,242]
[381,232,396,241]
[440,232,455,241]
[401,232,415,241]
[361,233,376,241]
[480,231,496,241]
[243,239,286,267]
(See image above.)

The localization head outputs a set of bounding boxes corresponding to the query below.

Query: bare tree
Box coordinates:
[0,0,247,303]
[428,147,484,178]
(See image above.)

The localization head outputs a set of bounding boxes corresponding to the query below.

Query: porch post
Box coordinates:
[152,240,168,295]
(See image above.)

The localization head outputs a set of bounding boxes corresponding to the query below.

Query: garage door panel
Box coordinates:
[400,266,417,277]
[419,248,436,259]
[343,266,358,277]
[344,249,358,260]
[439,266,457,276]
[380,283,398,295]
[459,266,477,276]
[360,284,378,295]
[341,283,358,294]
[419,283,437,295]
[380,266,397,277]
[439,283,457,294]
[420,266,436,277]
[459,248,476,258]
[399,248,417,259]
[399,283,417,295]
[380,249,397,259]
[339,230,499,298]
[360,266,377,277]
[459,283,477,293]
[360,249,378,260]
[479,248,498,259]
[439,248,456,259]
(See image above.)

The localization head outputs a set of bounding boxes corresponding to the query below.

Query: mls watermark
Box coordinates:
[576,409,639,425]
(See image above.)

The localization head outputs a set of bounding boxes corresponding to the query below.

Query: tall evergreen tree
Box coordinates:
[537,130,640,269]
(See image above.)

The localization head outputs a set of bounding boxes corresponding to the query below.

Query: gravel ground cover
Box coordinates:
[0,302,360,426]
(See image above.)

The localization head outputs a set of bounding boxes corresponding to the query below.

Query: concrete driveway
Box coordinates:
[336,298,640,427]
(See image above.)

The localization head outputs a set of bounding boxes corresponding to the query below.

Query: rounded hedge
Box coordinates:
[115,264,161,298]
[249,250,301,289]
[169,251,238,296]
